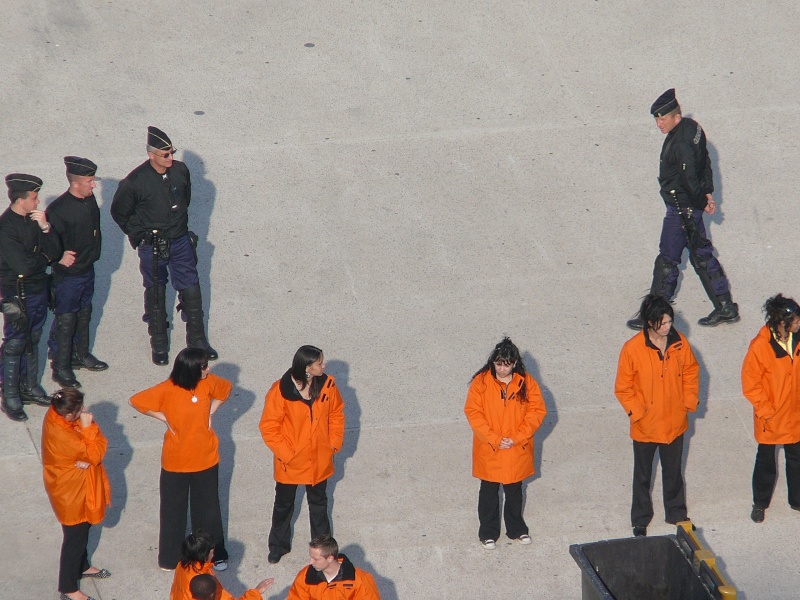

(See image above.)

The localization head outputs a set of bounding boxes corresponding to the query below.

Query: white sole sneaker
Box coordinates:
[481,539,496,550]
[517,534,532,545]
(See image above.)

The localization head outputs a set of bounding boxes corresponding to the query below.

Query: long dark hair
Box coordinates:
[170,348,209,391]
[764,294,800,335]
[291,345,324,401]
[180,530,214,570]
[472,337,528,402]
[638,293,674,333]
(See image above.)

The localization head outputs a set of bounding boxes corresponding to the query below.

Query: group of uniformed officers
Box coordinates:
[0,126,215,422]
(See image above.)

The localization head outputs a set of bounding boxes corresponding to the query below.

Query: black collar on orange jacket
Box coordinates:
[279,370,330,405]
[304,554,356,585]
[767,328,800,359]
[642,326,681,359]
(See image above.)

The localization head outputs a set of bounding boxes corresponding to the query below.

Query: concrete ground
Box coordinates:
[2,1,800,598]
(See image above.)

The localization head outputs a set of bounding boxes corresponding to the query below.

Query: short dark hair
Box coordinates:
[8,189,32,203]
[180,530,214,569]
[51,388,85,417]
[764,294,800,333]
[189,573,217,600]
[170,347,209,390]
[310,534,338,559]
[639,294,674,332]
[291,345,324,400]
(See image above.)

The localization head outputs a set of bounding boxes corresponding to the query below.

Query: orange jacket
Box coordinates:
[260,372,345,485]
[169,561,262,600]
[41,407,111,526]
[130,373,233,472]
[464,371,547,484]
[287,555,381,600]
[615,329,699,444]
[741,325,800,444]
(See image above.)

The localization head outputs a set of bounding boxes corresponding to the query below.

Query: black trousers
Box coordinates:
[752,442,800,509]
[159,464,227,569]
[268,479,330,555]
[477,479,527,541]
[59,522,91,593]
[632,435,687,527]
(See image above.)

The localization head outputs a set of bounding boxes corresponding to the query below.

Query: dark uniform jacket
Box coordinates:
[46,191,102,277]
[658,117,714,211]
[111,160,191,247]
[0,208,60,294]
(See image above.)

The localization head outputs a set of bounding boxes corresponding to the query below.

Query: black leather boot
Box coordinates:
[179,284,218,360]
[52,312,81,388]
[71,305,108,371]
[146,285,170,365]
[2,339,28,421]
[21,330,51,406]
[698,292,741,327]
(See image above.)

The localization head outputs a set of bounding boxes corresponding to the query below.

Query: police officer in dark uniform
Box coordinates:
[111,126,217,365]
[0,174,63,421]
[46,157,109,388]
[627,89,739,330]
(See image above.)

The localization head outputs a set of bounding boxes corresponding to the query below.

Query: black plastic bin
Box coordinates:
[569,535,715,600]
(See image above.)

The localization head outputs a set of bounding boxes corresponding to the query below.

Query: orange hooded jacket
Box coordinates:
[260,372,345,485]
[41,406,111,526]
[287,554,381,600]
[741,325,800,444]
[615,328,699,444]
[464,371,547,485]
[170,561,261,600]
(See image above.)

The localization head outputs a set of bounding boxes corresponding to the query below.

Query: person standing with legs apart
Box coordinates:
[46,157,108,389]
[626,88,739,330]
[130,348,232,571]
[260,346,345,564]
[464,338,547,550]
[0,174,63,421]
[42,388,112,600]
[741,294,800,523]
[616,294,699,537]
[111,126,216,365]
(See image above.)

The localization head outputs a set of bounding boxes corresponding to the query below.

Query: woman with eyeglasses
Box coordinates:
[130,348,232,571]
[42,387,111,600]
[464,338,547,550]
[742,294,800,524]
[259,345,345,565]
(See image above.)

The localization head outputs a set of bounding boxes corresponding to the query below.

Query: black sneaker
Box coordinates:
[267,551,282,564]
[751,506,765,523]
[632,526,647,537]
[626,316,645,330]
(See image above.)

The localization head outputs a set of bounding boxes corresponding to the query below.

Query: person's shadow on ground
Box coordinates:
[325,360,360,523]
[210,362,256,578]
[86,399,132,563]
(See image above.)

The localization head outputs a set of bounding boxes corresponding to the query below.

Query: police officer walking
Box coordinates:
[0,174,63,421]
[46,157,109,388]
[627,89,739,330]
[111,127,217,365]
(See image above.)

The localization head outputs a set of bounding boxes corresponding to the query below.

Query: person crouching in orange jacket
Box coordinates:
[742,294,800,523]
[170,531,274,600]
[42,388,112,600]
[615,294,699,538]
[260,345,345,565]
[464,337,547,550]
[287,535,380,600]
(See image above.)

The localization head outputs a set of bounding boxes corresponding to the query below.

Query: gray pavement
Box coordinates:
[2,1,800,598]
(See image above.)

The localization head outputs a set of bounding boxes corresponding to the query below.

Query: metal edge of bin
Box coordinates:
[568,543,616,600]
